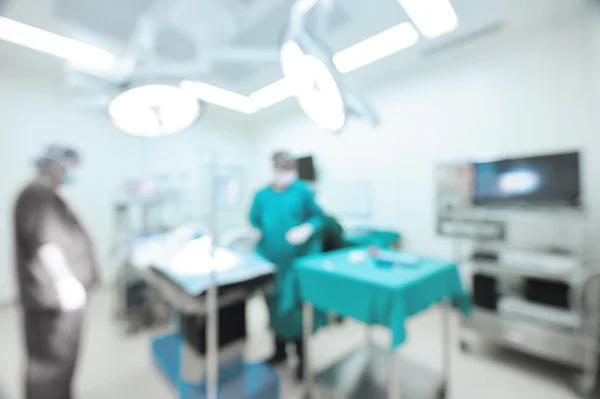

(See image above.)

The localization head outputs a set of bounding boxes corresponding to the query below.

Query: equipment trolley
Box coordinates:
[295,248,470,399]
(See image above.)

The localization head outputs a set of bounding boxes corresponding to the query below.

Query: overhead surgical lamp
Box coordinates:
[281,40,346,131]
[281,0,379,132]
[109,85,200,138]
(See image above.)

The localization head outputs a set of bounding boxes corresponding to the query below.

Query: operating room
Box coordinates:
[2,0,600,398]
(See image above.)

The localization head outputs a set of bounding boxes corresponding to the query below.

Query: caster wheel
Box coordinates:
[459,340,469,353]
[437,385,447,399]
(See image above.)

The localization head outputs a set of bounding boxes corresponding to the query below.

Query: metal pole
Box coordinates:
[441,301,451,397]
[577,272,600,396]
[205,270,219,399]
[205,151,220,399]
[387,348,401,399]
[303,302,314,397]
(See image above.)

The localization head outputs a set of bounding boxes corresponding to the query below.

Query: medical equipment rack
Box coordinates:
[302,301,452,399]
[145,265,279,399]
[459,258,600,398]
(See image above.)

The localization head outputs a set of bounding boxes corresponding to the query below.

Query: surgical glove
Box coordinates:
[56,276,87,311]
[249,227,262,241]
[286,223,315,245]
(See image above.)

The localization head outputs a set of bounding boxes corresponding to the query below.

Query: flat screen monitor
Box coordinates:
[472,152,581,207]
[297,156,317,182]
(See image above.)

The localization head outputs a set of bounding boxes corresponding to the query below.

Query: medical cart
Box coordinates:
[295,248,470,399]
[144,249,280,399]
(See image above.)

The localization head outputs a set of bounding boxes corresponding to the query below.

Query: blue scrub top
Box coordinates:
[250,180,324,267]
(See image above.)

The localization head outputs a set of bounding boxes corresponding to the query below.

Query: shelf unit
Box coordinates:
[460,257,600,397]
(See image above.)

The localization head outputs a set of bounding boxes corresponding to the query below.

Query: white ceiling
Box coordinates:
[0,0,588,126]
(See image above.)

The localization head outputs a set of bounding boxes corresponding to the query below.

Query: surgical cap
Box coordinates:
[272,151,296,169]
[34,145,80,169]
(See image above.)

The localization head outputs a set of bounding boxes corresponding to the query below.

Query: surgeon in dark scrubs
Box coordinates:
[14,145,99,399]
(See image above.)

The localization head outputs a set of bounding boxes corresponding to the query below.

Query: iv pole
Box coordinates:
[205,149,220,399]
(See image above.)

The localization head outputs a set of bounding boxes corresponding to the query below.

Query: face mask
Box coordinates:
[63,169,78,185]
[274,171,297,187]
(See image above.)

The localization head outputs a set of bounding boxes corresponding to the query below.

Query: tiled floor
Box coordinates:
[0,289,580,399]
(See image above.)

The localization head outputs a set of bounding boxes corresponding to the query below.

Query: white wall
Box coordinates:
[253,10,600,260]
[0,66,253,303]
[129,121,256,239]
[4,7,600,304]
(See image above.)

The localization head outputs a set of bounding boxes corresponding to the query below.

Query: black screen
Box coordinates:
[473,152,581,207]
[297,156,317,181]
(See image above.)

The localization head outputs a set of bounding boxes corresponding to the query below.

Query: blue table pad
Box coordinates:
[293,248,470,348]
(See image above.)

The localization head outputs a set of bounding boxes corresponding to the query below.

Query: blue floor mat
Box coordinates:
[152,333,280,399]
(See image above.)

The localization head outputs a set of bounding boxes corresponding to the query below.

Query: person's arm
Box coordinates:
[37,243,76,281]
[18,190,86,310]
[19,192,77,281]
[304,189,325,233]
[285,188,325,246]
[249,192,262,230]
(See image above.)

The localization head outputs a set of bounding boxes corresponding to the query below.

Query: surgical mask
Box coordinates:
[274,171,297,187]
[63,170,78,185]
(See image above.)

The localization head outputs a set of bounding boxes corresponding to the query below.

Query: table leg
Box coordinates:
[387,348,401,399]
[303,302,314,398]
[205,281,219,399]
[441,301,451,399]
[574,305,599,397]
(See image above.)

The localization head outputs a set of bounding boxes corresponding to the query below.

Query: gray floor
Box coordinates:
[0,289,579,399]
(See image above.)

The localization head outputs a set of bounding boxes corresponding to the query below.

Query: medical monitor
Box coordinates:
[297,156,317,182]
[472,151,581,207]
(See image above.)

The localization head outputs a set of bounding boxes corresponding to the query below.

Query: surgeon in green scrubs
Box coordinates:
[250,151,326,381]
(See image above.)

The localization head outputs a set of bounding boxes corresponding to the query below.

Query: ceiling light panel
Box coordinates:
[397,0,458,39]
[0,17,115,72]
[332,22,419,74]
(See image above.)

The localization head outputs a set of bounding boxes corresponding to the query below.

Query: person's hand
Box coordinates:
[56,276,87,311]
[286,223,315,245]
[249,227,262,241]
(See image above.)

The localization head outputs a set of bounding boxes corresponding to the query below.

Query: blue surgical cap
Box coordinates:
[34,145,80,169]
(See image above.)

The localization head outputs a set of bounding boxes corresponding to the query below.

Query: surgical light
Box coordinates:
[251,21,420,111]
[180,80,257,114]
[280,41,311,95]
[280,40,347,132]
[109,85,200,138]
[0,17,115,73]
[333,22,419,73]
[396,0,458,39]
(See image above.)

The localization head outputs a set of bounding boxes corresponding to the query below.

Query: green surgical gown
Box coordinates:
[250,180,328,339]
